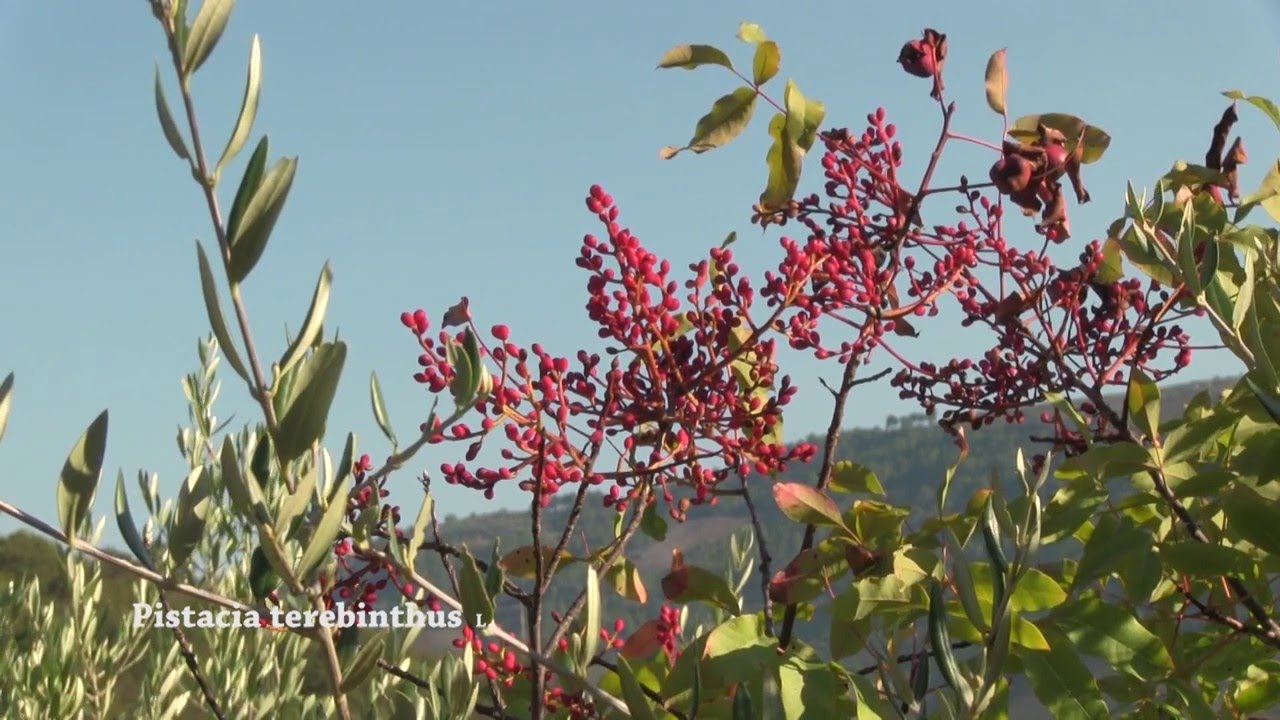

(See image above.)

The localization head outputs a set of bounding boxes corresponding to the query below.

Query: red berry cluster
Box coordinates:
[451,625,525,687]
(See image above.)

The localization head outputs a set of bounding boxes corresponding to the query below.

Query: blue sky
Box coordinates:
[3,1,1279,540]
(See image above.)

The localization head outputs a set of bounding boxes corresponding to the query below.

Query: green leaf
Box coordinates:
[581,566,602,666]
[615,657,659,720]
[274,461,317,539]
[929,581,973,709]
[641,500,668,541]
[296,475,351,580]
[1233,661,1280,714]
[404,490,434,561]
[736,22,767,45]
[113,471,154,571]
[1221,484,1280,556]
[1125,368,1161,439]
[732,681,754,720]
[459,546,495,628]
[1161,409,1238,464]
[183,0,234,76]
[1071,514,1149,590]
[1051,598,1173,680]
[1222,89,1280,133]
[248,545,280,600]
[275,341,347,463]
[228,154,297,283]
[152,64,189,161]
[666,565,740,614]
[168,467,212,569]
[194,241,250,381]
[943,529,986,631]
[1008,113,1111,163]
[340,629,387,693]
[657,44,733,71]
[0,372,12,444]
[57,410,109,543]
[220,436,269,524]
[752,41,780,86]
[760,80,825,210]
[227,135,268,241]
[1158,542,1255,577]
[367,370,398,449]
[772,482,846,529]
[829,461,885,495]
[1018,627,1109,719]
[497,545,573,580]
[604,559,649,604]
[278,263,333,376]
[663,87,756,159]
[1008,567,1066,612]
[215,34,262,178]
[984,48,1008,115]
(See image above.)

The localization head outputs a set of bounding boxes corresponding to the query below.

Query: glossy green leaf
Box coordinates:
[929,581,973,708]
[1233,661,1280,714]
[1008,568,1067,612]
[656,44,733,70]
[152,64,189,161]
[984,48,1008,115]
[168,467,212,569]
[0,372,12,445]
[113,470,154,571]
[339,629,387,693]
[1125,368,1161,440]
[248,545,280,600]
[275,341,347,463]
[215,34,262,178]
[1008,113,1111,163]
[1072,514,1149,590]
[665,564,739,614]
[772,482,846,529]
[615,657,659,720]
[227,135,268,241]
[829,460,886,495]
[194,241,250,382]
[1158,542,1254,577]
[296,474,351,580]
[57,410,109,542]
[1161,409,1238,464]
[278,262,332,376]
[1221,484,1280,556]
[943,529,986,631]
[641,500,668,541]
[662,87,756,159]
[1018,628,1109,719]
[182,0,233,77]
[752,41,780,86]
[1052,598,1173,680]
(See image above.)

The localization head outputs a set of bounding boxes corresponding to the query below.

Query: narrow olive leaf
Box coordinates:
[752,41,780,86]
[57,410,109,543]
[1125,368,1161,440]
[982,497,1008,617]
[195,241,250,382]
[296,474,352,580]
[334,432,357,493]
[929,581,974,709]
[227,135,269,242]
[279,262,333,376]
[943,528,986,632]
[215,34,262,178]
[276,341,347,463]
[229,155,298,283]
[168,467,212,569]
[664,87,757,159]
[615,657,659,720]
[182,0,234,77]
[688,658,702,719]
[0,372,13,444]
[984,49,1008,115]
[404,490,434,560]
[114,471,155,571]
[275,462,317,539]
[656,44,733,70]
[152,65,190,161]
[458,546,495,627]
[1176,201,1202,295]
[581,566,602,667]
[221,436,269,524]
[367,371,398,448]
[340,630,388,693]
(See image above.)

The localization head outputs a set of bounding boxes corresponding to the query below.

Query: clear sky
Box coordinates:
[3,1,1280,541]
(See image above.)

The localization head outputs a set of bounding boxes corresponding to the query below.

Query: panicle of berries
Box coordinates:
[401,184,818,521]
[451,624,526,688]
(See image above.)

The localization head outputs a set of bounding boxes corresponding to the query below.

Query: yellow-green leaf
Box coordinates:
[664,87,757,159]
[984,48,1008,115]
[57,410,109,543]
[656,44,732,71]
[752,41,780,86]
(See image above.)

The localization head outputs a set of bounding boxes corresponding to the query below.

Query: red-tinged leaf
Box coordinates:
[984,48,1008,115]
[773,482,846,529]
[656,44,733,71]
[620,619,664,660]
